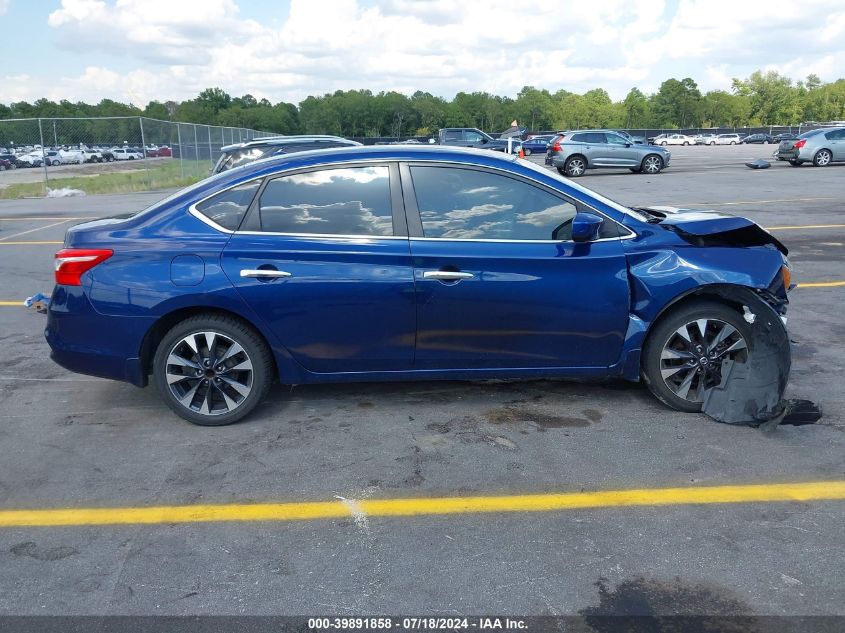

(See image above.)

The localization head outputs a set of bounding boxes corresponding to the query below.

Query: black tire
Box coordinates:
[153,314,274,426]
[629,167,640,173]
[730,141,736,145]
[640,153,664,174]
[556,167,566,175]
[523,148,532,156]
[563,155,587,177]
[789,159,802,167]
[642,300,753,413]
[660,141,667,146]
[813,149,832,167]
[708,141,715,145]
[683,141,689,146]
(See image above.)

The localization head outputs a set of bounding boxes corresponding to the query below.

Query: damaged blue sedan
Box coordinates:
[45,146,792,425]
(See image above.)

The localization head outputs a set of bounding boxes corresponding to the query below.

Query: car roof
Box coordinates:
[220,135,361,152]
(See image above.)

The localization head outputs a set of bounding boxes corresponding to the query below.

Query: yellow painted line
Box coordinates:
[0,219,71,242]
[1,481,844,528]
[766,224,845,231]
[0,241,62,245]
[0,301,23,306]
[796,281,845,288]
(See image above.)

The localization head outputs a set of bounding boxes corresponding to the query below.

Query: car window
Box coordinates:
[825,129,845,140]
[195,180,260,231]
[605,133,627,145]
[465,131,484,143]
[256,166,394,236]
[443,130,462,142]
[410,166,578,241]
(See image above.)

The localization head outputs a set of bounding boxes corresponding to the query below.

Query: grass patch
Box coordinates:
[0,160,212,199]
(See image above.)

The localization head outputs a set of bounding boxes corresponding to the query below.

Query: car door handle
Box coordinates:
[422,271,473,281]
[240,269,292,278]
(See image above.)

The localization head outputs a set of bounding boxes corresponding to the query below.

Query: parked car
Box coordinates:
[776,127,845,167]
[14,152,43,168]
[437,128,518,153]
[79,149,103,163]
[693,134,717,145]
[213,136,362,174]
[741,133,774,144]
[653,134,693,146]
[100,149,116,162]
[112,148,144,160]
[545,130,671,176]
[155,145,173,157]
[43,151,63,166]
[713,134,742,145]
[771,132,798,143]
[519,134,556,155]
[0,153,21,168]
[0,158,13,171]
[45,145,792,426]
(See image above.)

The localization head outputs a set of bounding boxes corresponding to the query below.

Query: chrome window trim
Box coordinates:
[404,160,636,242]
[186,156,637,241]
[409,233,634,244]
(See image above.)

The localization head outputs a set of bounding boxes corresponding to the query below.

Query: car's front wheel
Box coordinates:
[523,148,532,156]
[640,154,664,174]
[153,314,274,426]
[642,301,752,413]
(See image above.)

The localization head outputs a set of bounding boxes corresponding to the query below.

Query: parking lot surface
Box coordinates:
[0,145,843,617]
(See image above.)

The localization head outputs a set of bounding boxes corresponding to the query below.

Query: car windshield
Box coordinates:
[214,147,275,173]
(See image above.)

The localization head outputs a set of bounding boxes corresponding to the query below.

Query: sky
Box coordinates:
[1,0,844,107]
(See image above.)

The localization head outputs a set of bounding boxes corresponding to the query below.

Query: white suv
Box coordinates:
[713,134,742,145]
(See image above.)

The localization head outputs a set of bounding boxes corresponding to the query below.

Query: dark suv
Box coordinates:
[212,136,361,174]
[437,128,516,152]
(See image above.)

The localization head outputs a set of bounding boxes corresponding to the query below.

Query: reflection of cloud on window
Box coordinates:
[438,221,511,239]
[459,186,500,195]
[516,204,575,227]
[287,167,384,186]
[262,201,392,235]
[444,203,512,220]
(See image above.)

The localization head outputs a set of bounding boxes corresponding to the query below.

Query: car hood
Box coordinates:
[633,206,788,255]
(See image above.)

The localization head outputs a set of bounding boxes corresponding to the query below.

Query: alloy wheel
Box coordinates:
[815,150,831,166]
[642,156,662,174]
[566,157,585,176]
[165,331,254,416]
[659,318,748,404]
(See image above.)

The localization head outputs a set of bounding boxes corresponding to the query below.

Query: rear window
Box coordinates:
[571,132,605,143]
[194,180,260,231]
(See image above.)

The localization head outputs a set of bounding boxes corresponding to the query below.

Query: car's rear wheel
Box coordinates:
[153,314,274,426]
[640,154,664,174]
[563,156,586,177]
[813,149,832,167]
[523,148,532,156]
[642,301,751,413]
[789,159,802,167]
[683,141,689,146]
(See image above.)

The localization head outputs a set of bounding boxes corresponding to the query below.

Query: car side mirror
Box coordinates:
[625,142,632,147]
[481,138,488,144]
[571,212,604,243]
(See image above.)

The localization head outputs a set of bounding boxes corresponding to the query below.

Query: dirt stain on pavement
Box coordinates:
[10,541,78,562]
[579,576,758,632]
[485,406,602,430]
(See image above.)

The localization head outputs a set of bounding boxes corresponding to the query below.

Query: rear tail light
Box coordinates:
[54,248,113,286]
[552,136,564,151]
[794,139,806,149]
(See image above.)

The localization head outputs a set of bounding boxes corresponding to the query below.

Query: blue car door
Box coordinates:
[401,163,630,370]
[219,163,416,373]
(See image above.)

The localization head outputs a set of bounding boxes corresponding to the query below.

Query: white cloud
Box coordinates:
[2,0,844,105]
[0,0,9,16]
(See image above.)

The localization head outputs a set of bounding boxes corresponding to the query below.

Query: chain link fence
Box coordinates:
[0,116,273,199]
